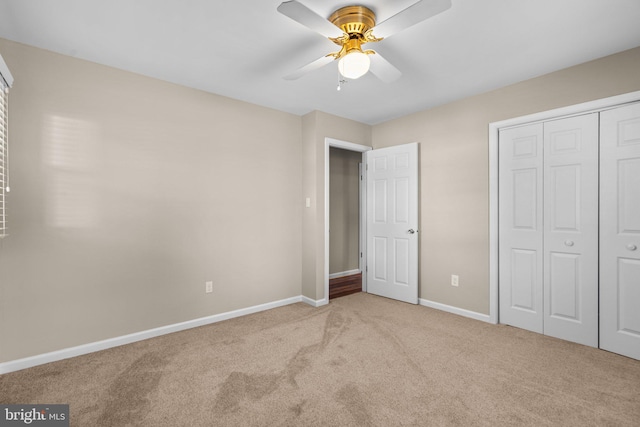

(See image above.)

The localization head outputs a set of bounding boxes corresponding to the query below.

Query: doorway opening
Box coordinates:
[324,138,372,303]
[324,138,420,305]
[328,146,363,299]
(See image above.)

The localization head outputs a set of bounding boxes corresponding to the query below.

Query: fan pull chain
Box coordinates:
[337,69,347,91]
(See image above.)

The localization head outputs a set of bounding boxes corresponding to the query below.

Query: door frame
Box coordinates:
[325,137,372,302]
[488,90,640,324]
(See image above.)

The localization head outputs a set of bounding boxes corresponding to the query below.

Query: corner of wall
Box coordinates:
[301,112,319,300]
[301,111,372,302]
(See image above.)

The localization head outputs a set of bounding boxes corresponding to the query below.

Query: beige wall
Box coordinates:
[329,147,361,274]
[301,111,371,301]
[372,47,640,315]
[0,39,303,362]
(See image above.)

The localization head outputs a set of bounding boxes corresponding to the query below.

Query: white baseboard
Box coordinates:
[0,296,491,374]
[0,295,304,374]
[301,296,328,307]
[419,298,493,324]
[328,269,360,279]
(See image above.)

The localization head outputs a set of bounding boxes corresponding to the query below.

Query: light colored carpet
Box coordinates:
[1,292,639,426]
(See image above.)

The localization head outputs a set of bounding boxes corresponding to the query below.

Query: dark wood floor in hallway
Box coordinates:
[329,272,362,300]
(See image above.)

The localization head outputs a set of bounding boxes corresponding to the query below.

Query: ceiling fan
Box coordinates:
[277,0,452,83]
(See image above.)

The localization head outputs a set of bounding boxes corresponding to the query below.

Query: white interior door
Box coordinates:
[366,142,419,304]
[499,123,544,333]
[600,103,640,360]
[543,114,599,347]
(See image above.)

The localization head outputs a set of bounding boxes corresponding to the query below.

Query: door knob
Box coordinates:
[564,240,574,247]
[628,244,638,251]
[408,229,416,234]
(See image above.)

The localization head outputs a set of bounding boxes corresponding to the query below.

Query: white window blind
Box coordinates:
[0,54,13,238]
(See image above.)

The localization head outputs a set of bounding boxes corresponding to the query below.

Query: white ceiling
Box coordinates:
[1,0,639,125]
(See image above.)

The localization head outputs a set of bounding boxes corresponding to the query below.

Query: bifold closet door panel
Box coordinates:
[543,114,599,348]
[499,123,544,333]
[600,103,640,360]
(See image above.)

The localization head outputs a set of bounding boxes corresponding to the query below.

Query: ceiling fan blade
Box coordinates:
[373,0,452,39]
[369,53,402,83]
[277,1,342,39]
[284,55,335,80]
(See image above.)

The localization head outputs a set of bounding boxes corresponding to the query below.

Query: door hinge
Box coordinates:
[360,252,363,257]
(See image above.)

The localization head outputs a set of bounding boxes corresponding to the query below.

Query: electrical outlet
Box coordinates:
[205,281,213,293]
[451,275,459,287]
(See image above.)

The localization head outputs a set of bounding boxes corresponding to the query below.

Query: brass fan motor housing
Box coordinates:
[327,5,382,60]
[329,6,376,35]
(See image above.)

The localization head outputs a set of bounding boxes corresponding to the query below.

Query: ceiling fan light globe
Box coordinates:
[338,51,370,79]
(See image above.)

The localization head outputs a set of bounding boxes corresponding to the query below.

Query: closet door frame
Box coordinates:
[488,90,640,325]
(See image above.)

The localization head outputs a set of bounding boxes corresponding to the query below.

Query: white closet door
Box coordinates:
[543,114,599,347]
[499,124,544,333]
[600,103,640,360]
